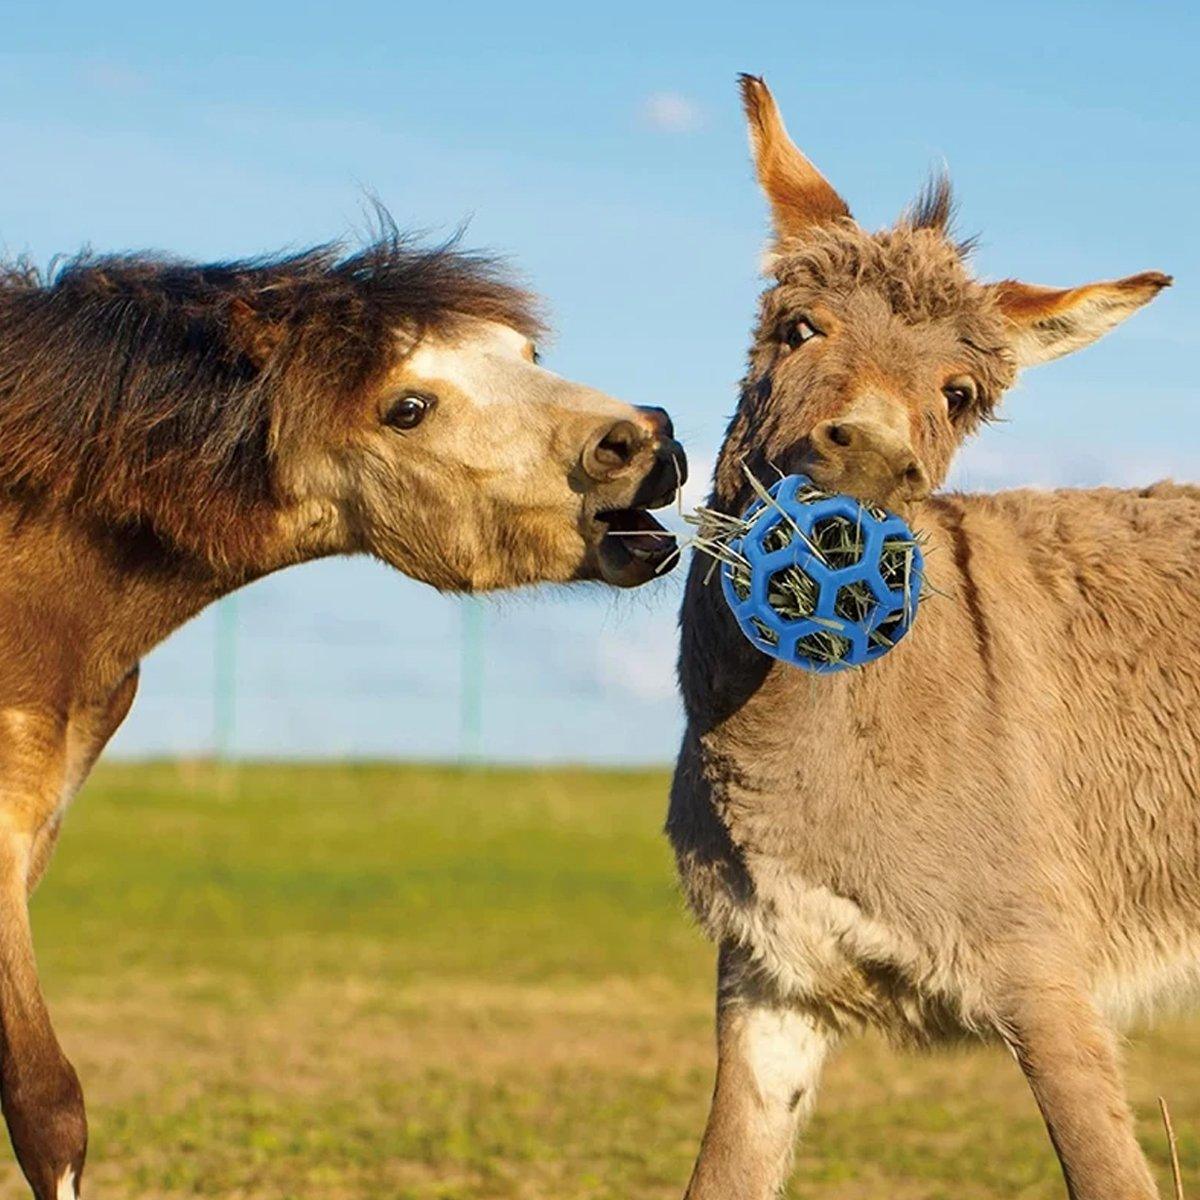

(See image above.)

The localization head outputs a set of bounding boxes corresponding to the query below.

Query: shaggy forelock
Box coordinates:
[0,214,544,563]
[764,216,1017,408]
[772,220,976,323]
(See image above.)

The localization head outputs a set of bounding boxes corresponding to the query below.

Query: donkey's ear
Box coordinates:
[228,298,286,369]
[739,74,851,239]
[989,271,1171,369]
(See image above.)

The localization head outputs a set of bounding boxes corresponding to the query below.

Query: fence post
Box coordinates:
[213,595,238,761]
[460,597,484,763]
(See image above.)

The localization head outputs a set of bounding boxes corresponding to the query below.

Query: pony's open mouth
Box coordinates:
[595,508,678,587]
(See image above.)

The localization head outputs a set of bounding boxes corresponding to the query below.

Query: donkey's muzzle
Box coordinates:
[808,417,929,505]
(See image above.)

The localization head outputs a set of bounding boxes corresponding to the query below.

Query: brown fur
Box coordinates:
[0,222,684,1199]
[672,77,1176,1200]
[0,226,542,567]
[739,75,850,234]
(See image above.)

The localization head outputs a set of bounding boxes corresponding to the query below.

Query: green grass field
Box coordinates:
[11,762,1198,1198]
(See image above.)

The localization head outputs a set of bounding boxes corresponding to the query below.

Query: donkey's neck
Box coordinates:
[678,495,949,735]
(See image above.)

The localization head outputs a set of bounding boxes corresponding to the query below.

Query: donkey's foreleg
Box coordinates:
[1000,976,1158,1200]
[684,948,832,1200]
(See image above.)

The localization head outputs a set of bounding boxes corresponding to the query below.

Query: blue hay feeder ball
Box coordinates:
[720,474,924,674]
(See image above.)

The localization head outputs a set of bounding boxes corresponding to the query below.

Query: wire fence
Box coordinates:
[108,557,683,766]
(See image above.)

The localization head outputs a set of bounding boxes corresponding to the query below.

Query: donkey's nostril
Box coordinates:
[902,460,931,497]
[826,422,854,448]
[587,420,642,477]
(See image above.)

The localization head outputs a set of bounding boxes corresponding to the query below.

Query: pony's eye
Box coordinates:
[384,393,435,430]
[942,380,977,418]
[782,317,822,350]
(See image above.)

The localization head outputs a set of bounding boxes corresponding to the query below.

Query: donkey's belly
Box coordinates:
[1089,930,1200,1028]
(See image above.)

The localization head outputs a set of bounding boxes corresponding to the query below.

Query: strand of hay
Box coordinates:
[1160,1097,1186,1200]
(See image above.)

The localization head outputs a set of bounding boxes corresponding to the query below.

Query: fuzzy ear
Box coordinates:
[739,74,850,239]
[228,298,286,369]
[989,271,1171,368]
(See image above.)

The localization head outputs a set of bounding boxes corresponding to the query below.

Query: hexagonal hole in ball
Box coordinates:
[834,581,879,626]
[727,566,751,603]
[878,537,919,594]
[758,519,792,554]
[766,565,821,623]
[869,609,906,651]
[810,515,864,569]
[795,629,852,666]
[749,616,780,647]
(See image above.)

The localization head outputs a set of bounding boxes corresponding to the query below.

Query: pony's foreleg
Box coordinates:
[683,946,833,1200]
[0,672,135,1200]
[0,707,90,1199]
[27,668,138,895]
[999,973,1158,1200]
[0,831,85,1200]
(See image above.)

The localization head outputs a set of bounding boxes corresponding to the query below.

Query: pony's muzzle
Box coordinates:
[584,413,688,587]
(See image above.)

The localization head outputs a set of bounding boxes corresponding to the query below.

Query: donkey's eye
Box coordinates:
[383,392,435,430]
[942,380,977,418]
[781,317,822,350]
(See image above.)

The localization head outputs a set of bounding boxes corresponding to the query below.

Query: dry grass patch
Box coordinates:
[0,763,1191,1199]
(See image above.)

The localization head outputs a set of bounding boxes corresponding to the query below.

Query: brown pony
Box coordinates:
[0,221,685,1199]
[671,76,1179,1200]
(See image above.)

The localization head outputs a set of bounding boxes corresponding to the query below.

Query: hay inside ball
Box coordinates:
[707,474,925,673]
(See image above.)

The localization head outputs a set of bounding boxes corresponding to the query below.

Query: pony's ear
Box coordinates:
[739,74,851,239]
[228,298,286,369]
[989,271,1171,369]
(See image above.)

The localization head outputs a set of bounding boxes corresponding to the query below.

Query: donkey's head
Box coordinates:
[715,75,1170,510]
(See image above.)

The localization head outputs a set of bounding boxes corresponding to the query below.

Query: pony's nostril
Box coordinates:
[826,422,854,448]
[588,420,642,475]
[636,405,675,440]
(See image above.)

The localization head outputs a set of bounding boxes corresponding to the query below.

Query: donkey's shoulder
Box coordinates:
[936,482,1200,546]
[927,483,1200,612]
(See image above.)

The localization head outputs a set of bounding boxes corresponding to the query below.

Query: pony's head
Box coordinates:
[0,228,685,591]
[233,233,687,591]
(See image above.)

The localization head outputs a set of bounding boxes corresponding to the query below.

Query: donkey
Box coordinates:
[0,225,685,1199]
[670,75,1180,1200]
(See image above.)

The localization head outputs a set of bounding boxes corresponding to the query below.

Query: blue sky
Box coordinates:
[2,1,1195,761]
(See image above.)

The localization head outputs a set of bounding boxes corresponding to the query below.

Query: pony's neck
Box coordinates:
[0,494,345,705]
